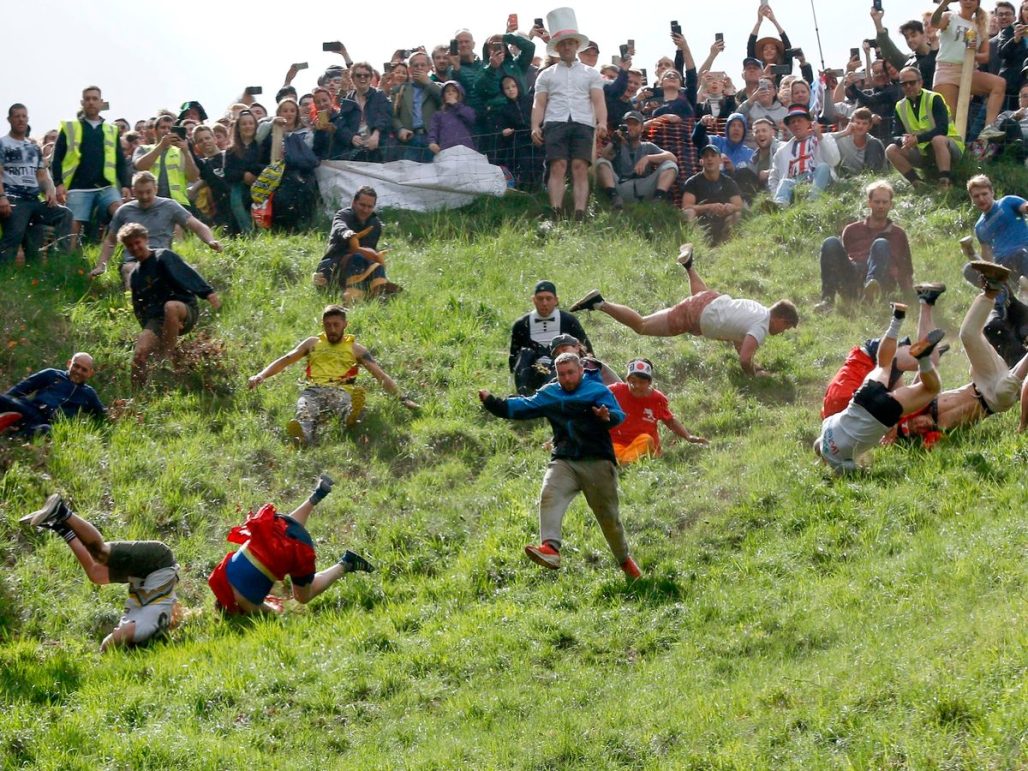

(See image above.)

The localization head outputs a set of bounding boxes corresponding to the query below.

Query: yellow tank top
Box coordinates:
[305,333,359,386]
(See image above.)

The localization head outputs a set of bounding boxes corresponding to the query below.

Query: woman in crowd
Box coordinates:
[224,110,264,234]
[259,98,319,232]
[345,61,392,162]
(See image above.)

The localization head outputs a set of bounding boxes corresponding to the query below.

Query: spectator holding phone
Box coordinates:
[133,115,200,211]
[345,62,392,163]
[768,103,839,207]
[749,4,795,84]
[312,87,361,161]
[390,52,442,162]
[872,12,938,89]
[491,75,541,189]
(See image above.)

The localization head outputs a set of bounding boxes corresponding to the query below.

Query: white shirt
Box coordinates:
[534,60,603,127]
[699,295,770,345]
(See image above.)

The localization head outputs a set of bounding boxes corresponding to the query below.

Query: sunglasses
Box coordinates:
[353,72,372,79]
[899,79,920,86]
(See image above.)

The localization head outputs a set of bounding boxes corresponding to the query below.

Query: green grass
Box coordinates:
[1,173,1026,769]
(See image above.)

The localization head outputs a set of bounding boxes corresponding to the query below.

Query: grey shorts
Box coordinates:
[142,302,199,336]
[902,139,962,167]
[543,121,595,163]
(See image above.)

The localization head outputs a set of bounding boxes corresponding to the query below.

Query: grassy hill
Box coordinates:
[0,179,1025,769]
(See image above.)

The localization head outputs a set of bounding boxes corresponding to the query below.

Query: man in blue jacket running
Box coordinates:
[478,352,641,579]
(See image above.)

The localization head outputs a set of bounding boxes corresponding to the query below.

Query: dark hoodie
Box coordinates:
[427,81,477,151]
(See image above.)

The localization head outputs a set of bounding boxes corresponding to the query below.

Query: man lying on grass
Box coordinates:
[0,352,106,437]
[568,244,798,376]
[207,474,374,615]
[21,494,179,652]
[890,263,1028,445]
[479,352,642,579]
[815,302,944,472]
[247,304,418,447]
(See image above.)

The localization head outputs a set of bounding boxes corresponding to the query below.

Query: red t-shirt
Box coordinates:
[822,346,875,419]
[609,382,674,450]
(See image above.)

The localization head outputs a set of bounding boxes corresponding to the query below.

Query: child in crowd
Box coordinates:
[428,81,477,154]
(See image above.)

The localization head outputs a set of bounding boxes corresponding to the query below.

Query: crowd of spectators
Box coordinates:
[4,2,1028,255]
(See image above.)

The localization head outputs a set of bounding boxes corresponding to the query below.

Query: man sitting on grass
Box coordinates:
[247,304,418,447]
[893,263,1028,443]
[608,358,707,464]
[478,352,642,579]
[20,494,179,652]
[568,244,798,376]
[0,352,106,437]
[207,474,374,615]
[815,302,944,472]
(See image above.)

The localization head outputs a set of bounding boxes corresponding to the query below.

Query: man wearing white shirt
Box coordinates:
[531,11,607,220]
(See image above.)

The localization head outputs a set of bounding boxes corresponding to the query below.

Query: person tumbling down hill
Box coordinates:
[20,494,179,652]
[478,352,642,579]
[894,263,1028,444]
[207,474,374,615]
[568,244,798,376]
[815,302,945,473]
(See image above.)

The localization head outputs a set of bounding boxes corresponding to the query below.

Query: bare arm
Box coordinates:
[89,229,120,277]
[590,88,607,138]
[1020,376,1028,431]
[737,334,764,376]
[663,416,708,445]
[355,343,418,408]
[185,215,222,252]
[248,337,317,387]
[531,91,548,144]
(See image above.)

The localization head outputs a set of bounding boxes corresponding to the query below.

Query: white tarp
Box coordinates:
[315,146,508,213]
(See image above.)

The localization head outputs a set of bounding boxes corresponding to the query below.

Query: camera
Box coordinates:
[170,125,187,140]
[670,20,682,34]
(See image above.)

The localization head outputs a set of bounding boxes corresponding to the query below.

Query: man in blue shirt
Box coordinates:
[962,174,1028,314]
[0,353,106,436]
[478,352,641,579]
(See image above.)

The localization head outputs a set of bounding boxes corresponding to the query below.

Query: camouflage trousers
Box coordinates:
[295,386,365,439]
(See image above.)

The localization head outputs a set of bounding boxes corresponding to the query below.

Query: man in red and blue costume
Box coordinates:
[208,474,373,614]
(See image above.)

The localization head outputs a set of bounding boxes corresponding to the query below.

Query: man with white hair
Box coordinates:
[0,352,106,436]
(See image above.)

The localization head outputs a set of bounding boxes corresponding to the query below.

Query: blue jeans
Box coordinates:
[0,198,73,262]
[0,394,50,435]
[773,164,832,205]
[819,236,893,301]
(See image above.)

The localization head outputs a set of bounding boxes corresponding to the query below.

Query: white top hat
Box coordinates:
[545,7,590,57]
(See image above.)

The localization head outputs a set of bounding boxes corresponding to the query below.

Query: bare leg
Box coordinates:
[598,301,675,336]
[547,159,568,210]
[886,144,914,175]
[160,301,189,355]
[299,563,347,600]
[66,536,110,585]
[132,330,160,387]
[894,301,936,371]
[571,159,590,213]
[686,265,709,296]
[286,499,315,527]
[64,513,112,564]
[891,371,940,413]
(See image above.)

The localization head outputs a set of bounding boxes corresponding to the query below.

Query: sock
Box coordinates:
[918,357,933,373]
[939,170,952,180]
[887,317,902,338]
[603,187,616,199]
[653,189,668,201]
[903,170,919,184]
[52,521,77,543]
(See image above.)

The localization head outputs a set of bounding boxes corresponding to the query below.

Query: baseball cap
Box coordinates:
[743,57,763,69]
[550,334,580,354]
[534,280,557,295]
[699,143,721,156]
[623,110,645,123]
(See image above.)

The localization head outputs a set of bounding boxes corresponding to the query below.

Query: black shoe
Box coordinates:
[568,289,604,313]
[20,494,71,530]
[969,261,1011,292]
[909,328,945,360]
[310,473,334,504]
[891,302,908,320]
[339,550,375,573]
[914,282,947,306]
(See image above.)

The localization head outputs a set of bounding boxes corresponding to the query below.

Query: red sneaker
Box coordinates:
[524,542,561,570]
[0,412,23,432]
[620,556,642,579]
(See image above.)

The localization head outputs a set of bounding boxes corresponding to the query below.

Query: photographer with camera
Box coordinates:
[132,115,200,211]
[595,112,678,210]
